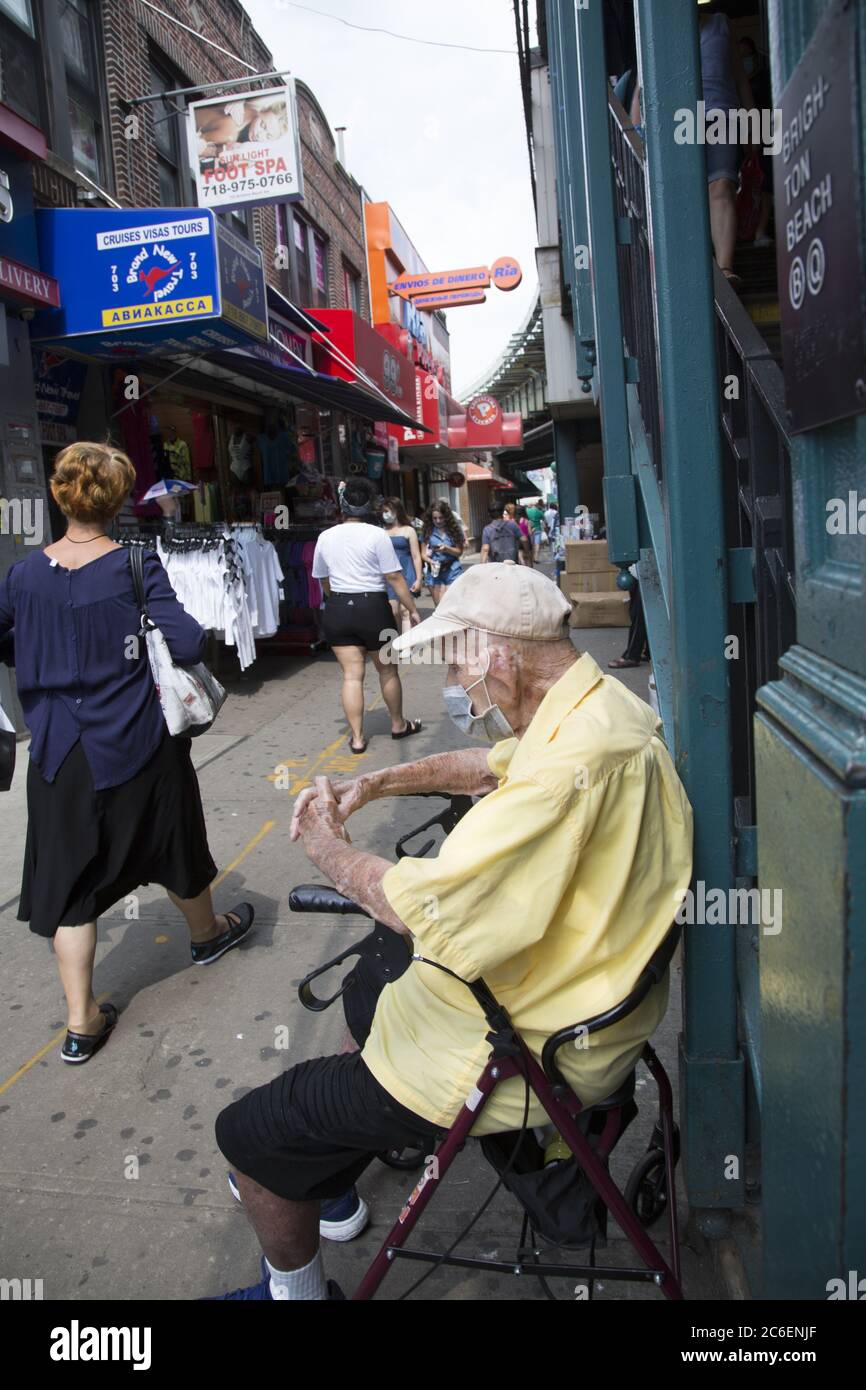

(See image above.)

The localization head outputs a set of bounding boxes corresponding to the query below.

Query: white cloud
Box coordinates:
[243,0,539,395]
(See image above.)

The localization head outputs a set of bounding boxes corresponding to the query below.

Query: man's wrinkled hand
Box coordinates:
[290,775,372,841]
[296,777,351,844]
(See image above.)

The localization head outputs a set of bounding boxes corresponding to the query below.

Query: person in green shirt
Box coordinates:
[526,502,546,561]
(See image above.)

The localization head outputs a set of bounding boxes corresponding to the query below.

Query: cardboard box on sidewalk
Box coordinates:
[560,571,619,595]
[565,540,614,574]
[568,592,630,628]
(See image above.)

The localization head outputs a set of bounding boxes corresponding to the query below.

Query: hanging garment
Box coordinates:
[228,431,253,482]
[192,411,216,473]
[258,430,290,487]
[164,437,193,481]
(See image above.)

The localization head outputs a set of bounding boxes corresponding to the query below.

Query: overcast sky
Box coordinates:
[243,0,539,396]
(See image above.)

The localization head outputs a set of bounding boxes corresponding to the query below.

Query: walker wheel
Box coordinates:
[625,1149,669,1227]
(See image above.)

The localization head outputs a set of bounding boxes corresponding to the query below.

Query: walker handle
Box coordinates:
[288,884,370,917]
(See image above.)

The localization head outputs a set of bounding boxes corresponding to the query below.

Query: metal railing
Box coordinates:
[608,95,663,482]
[713,268,795,832]
[608,93,796,1099]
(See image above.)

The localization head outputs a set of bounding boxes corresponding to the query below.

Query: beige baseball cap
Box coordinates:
[392,562,572,655]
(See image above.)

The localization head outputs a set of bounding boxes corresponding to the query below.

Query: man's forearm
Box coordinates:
[301,825,407,932]
[371,748,498,799]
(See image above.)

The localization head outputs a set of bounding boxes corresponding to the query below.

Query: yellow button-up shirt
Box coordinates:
[363,654,693,1133]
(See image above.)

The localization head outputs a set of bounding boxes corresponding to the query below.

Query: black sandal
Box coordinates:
[190,903,255,965]
[391,719,422,740]
[61,1003,118,1065]
[349,737,368,755]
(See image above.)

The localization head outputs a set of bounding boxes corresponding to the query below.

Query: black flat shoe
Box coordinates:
[391,718,422,740]
[349,737,368,755]
[191,904,255,965]
[61,1003,118,1065]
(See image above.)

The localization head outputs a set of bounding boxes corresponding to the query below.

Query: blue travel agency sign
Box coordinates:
[31,208,267,355]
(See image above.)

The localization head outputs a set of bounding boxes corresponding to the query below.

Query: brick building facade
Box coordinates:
[1,0,369,318]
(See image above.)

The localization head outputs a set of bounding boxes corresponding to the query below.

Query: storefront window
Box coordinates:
[68,99,101,182]
[0,8,42,127]
[293,212,313,305]
[343,262,361,313]
[150,61,190,205]
[62,0,104,184]
[0,0,33,33]
[313,233,327,304]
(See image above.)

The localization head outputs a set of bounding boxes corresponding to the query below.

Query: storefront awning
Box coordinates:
[212,349,428,431]
[464,462,515,486]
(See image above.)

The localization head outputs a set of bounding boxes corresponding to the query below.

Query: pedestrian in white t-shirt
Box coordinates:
[312,478,423,754]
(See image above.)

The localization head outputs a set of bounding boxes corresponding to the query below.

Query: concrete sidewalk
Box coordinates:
[0,596,725,1301]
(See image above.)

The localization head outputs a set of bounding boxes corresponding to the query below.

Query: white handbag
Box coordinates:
[0,694,15,791]
[130,546,226,738]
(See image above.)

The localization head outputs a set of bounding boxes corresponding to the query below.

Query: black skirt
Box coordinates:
[18,734,218,938]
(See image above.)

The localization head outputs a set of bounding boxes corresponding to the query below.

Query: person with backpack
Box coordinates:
[480,504,527,565]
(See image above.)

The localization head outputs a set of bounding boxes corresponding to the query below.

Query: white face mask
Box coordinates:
[382,511,396,524]
[442,652,515,743]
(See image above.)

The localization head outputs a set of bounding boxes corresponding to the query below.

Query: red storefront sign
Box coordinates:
[311,309,416,408]
[0,252,60,307]
[447,394,523,449]
[385,368,464,448]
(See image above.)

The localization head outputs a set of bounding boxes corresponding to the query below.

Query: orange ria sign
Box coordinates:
[389,256,521,306]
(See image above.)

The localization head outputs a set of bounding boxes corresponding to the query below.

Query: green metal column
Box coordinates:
[754,0,866,1297]
[634,0,744,1218]
[553,419,580,518]
[546,0,596,393]
[572,1,639,567]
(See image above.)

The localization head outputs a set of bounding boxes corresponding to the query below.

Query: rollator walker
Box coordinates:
[290,794,683,1301]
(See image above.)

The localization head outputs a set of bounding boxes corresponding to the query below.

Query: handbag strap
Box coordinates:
[128,546,153,632]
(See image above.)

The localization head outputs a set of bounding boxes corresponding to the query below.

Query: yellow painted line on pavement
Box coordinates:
[213,819,275,887]
[270,695,383,793]
[0,994,109,1097]
[0,822,276,1096]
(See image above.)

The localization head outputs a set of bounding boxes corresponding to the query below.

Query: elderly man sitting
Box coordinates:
[210,564,692,1300]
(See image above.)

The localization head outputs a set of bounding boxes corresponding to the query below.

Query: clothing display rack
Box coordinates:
[114,522,282,672]
[115,519,327,658]
[263,524,326,652]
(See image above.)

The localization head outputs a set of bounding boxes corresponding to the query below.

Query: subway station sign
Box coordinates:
[32,208,267,356]
[775,0,866,433]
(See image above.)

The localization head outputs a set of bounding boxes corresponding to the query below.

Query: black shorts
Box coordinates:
[321,590,394,651]
[215,934,443,1201]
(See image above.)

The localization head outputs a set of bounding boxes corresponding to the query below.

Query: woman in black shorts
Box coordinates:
[312,479,423,754]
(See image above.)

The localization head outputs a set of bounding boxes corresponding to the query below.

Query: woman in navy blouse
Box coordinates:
[0,442,255,1064]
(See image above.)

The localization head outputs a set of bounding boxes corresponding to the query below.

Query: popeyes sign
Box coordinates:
[448,395,523,449]
[468,395,500,427]
[389,257,522,311]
